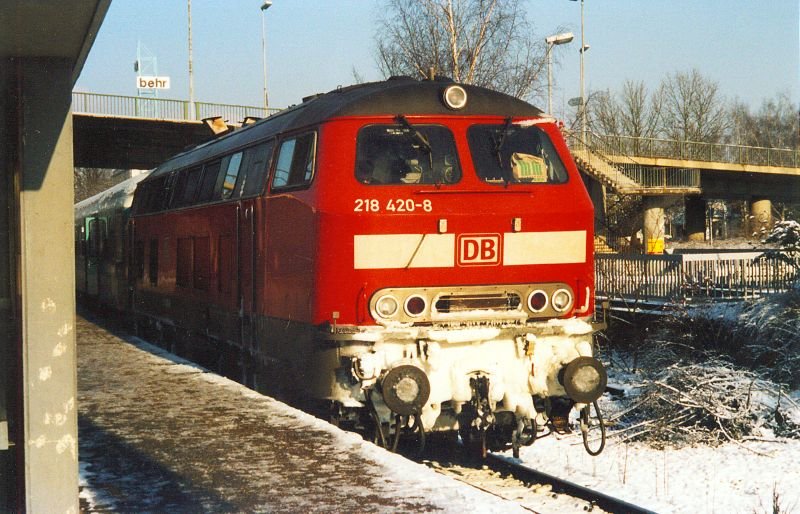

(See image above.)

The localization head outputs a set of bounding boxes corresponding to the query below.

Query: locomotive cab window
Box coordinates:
[356,123,461,185]
[272,132,316,189]
[468,123,568,185]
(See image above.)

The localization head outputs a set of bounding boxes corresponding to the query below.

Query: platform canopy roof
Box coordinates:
[0,0,110,84]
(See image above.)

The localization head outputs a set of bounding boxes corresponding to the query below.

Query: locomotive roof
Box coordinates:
[147,77,544,179]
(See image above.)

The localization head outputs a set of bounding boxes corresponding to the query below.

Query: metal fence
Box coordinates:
[596,251,799,306]
[593,134,800,168]
[72,92,282,122]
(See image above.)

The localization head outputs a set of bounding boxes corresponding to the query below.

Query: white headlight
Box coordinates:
[442,85,468,110]
[375,295,399,318]
[551,288,573,312]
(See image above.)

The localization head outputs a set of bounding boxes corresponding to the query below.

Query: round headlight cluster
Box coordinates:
[442,84,468,110]
[527,287,574,315]
[373,293,429,320]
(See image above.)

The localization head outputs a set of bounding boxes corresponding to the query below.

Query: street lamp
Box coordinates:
[545,32,574,114]
[260,1,272,111]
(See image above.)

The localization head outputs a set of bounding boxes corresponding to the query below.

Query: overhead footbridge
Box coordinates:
[566,131,800,253]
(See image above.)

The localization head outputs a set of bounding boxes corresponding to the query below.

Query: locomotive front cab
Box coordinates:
[308,80,606,456]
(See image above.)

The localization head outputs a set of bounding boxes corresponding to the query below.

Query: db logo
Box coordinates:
[458,234,501,266]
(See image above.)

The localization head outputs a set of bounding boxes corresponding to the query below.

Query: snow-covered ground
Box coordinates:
[507,289,800,514]
[509,396,800,513]
[78,284,800,513]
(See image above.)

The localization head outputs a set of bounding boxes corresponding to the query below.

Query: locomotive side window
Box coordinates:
[221,152,244,200]
[467,124,568,185]
[171,165,203,208]
[355,124,461,185]
[241,141,275,197]
[196,159,222,203]
[272,132,316,189]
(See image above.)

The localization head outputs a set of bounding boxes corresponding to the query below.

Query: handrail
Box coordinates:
[592,134,800,168]
[566,130,701,191]
[71,91,282,123]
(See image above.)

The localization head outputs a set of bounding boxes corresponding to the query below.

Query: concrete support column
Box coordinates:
[0,57,79,513]
[643,196,670,254]
[685,196,706,242]
[750,197,773,238]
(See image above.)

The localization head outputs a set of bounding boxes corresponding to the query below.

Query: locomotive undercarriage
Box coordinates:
[316,319,607,457]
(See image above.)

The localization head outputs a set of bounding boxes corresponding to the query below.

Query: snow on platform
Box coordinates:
[76,315,527,513]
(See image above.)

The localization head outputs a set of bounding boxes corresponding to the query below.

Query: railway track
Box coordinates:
[419,444,656,514]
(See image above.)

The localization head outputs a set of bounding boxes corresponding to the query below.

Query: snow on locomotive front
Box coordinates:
[308,79,607,455]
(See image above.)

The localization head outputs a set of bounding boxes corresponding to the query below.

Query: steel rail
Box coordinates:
[484,453,657,514]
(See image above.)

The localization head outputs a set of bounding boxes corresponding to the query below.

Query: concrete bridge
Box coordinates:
[72,92,280,169]
[566,131,800,253]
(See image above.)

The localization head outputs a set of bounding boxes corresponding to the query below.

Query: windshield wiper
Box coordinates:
[396,115,432,154]
[396,114,434,180]
[493,117,513,168]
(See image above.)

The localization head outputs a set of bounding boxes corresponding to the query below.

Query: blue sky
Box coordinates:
[75,1,799,118]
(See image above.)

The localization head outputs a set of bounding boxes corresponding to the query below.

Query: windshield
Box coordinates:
[468,123,569,184]
[356,124,461,185]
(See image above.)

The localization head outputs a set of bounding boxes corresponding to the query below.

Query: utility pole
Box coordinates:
[188,0,195,120]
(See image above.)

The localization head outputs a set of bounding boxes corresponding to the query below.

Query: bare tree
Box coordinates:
[590,80,663,140]
[730,92,799,149]
[375,0,549,101]
[74,168,127,203]
[660,69,729,142]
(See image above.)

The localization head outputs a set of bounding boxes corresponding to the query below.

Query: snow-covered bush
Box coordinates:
[607,356,799,447]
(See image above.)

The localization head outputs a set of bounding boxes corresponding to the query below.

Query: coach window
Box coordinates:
[355,124,461,185]
[221,152,244,200]
[467,124,568,185]
[241,141,275,196]
[271,132,316,189]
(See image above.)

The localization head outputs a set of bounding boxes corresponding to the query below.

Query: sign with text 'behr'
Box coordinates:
[136,76,171,89]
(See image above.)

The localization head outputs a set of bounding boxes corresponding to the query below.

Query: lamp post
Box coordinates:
[545,32,574,114]
[261,1,272,112]
[570,0,588,141]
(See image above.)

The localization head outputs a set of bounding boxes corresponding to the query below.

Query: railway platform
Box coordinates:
[76,314,524,512]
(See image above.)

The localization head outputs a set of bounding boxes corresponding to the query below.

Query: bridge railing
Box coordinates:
[593,134,800,168]
[596,251,799,307]
[567,131,701,191]
[72,92,282,122]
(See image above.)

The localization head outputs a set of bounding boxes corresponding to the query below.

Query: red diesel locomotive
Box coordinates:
[76,77,607,456]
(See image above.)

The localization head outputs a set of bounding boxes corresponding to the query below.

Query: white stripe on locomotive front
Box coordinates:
[353,230,586,269]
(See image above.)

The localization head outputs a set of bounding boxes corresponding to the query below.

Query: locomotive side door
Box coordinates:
[237,199,256,351]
